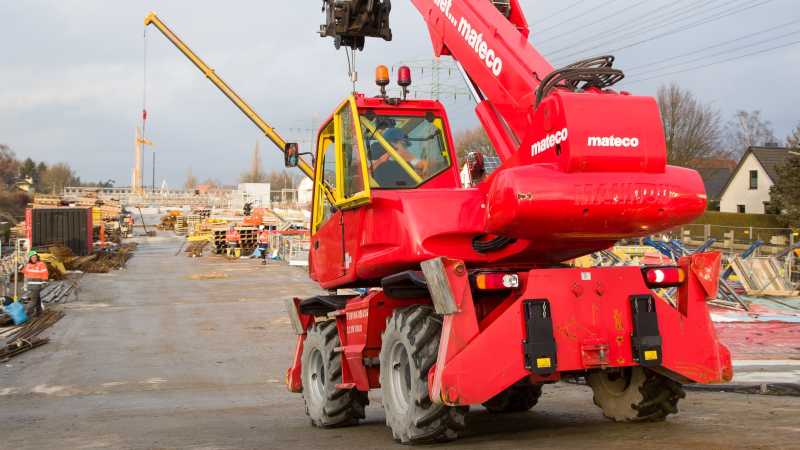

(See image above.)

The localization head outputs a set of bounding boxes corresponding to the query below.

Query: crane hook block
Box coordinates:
[319,0,393,50]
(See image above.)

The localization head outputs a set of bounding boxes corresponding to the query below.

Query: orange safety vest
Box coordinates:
[23,261,49,281]
[226,229,241,243]
[257,230,270,244]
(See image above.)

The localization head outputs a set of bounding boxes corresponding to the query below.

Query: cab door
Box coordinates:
[310,124,344,283]
[309,97,371,286]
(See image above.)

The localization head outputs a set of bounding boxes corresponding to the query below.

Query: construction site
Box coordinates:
[2,1,800,449]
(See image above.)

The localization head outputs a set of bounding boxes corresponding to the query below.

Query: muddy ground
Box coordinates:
[1,235,798,450]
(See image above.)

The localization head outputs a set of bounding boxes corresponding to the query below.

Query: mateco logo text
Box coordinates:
[433,0,504,76]
[531,128,568,157]
[587,136,641,148]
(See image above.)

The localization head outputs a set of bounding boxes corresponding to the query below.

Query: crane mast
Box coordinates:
[144,12,314,179]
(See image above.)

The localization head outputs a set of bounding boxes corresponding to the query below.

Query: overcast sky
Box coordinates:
[1,0,798,187]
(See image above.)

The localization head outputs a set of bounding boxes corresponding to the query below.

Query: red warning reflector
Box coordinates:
[474,272,519,290]
[643,266,685,287]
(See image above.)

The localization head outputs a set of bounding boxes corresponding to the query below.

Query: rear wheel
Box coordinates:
[379,305,468,444]
[482,383,543,413]
[301,321,368,427]
[587,367,685,422]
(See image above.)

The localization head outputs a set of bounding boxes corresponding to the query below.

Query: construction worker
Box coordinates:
[22,251,48,316]
[369,128,429,187]
[225,225,241,258]
[256,225,270,264]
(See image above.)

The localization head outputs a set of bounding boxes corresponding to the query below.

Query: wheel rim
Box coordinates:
[307,348,326,404]
[595,367,635,398]
[389,341,412,413]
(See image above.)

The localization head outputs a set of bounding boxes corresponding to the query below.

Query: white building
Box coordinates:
[230,183,271,211]
[298,177,313,206]
[719,147,791,214]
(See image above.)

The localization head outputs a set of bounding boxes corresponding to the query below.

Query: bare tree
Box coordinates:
[200,178,221,189]
[266,170,298,191]
[40,162,79,194]
[240,141,268,183]
[656,83,725,167]
[0,144,20,189]
[724,110,777,156]
[787,122,800,148]
[453,127,497,165]
[185,167,198,190]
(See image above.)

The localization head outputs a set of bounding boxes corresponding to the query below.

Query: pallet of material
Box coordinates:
[174,216,188,236]
[213,228,227,253]
[730,256,799,297]
[0,309,64,362]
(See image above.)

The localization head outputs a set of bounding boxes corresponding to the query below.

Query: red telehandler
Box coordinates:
[285,0,732,443]
[145,1,733,445]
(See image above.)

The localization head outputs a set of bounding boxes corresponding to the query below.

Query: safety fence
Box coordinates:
[656,224,799,283]
[269,232,310,267]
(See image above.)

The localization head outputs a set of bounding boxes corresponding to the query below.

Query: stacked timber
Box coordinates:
[238,226,258,254]
[213,228,227,254]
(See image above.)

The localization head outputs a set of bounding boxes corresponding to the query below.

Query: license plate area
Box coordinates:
[522,299,557,376]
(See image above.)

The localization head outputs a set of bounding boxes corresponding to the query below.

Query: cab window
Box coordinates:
[341,103,365,198]
[360,114,451,188]
[313,126,337,232]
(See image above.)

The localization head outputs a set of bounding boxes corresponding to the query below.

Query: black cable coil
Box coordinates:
[535,55,625,107]
[472,234,517,253]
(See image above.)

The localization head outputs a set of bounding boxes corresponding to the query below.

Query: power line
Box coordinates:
[536,0,623,35]
[623,38,800,85]
[542,0,707,56]
[532,0,589,26]
[628,27,800,76]
[624,18,800,72]
[552,0,775,64]
[536,0,650,46]
[548,0,737,61]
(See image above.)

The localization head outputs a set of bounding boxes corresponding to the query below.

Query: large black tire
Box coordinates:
[301,321,368,427]
[379,306,468,444]
[587,367,685,422]
[482,383,543,413]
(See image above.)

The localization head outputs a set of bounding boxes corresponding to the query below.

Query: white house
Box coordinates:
[719,147,791,214]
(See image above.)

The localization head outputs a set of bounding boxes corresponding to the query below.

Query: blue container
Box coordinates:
[3,301,28,325]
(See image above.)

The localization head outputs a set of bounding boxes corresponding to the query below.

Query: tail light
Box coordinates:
[473,272,520,290]
[642,266,685,288]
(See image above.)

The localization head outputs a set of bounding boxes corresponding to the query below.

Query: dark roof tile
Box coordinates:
[750,147,791,182]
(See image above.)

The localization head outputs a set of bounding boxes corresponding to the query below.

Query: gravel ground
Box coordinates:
[0,235,797,450]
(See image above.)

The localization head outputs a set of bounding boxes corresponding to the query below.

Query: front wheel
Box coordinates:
[587,367,685,422]
[379,305,468,444]
[301,321,368,427]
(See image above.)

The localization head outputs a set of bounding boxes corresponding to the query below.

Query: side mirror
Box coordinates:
[284,143,299,168]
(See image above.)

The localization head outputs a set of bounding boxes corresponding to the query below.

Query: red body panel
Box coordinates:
[310,81,707,288]
[432,255,731,405]
[288,254,732,404]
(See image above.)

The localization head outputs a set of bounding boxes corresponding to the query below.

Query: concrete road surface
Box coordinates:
[1,236,798,450]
